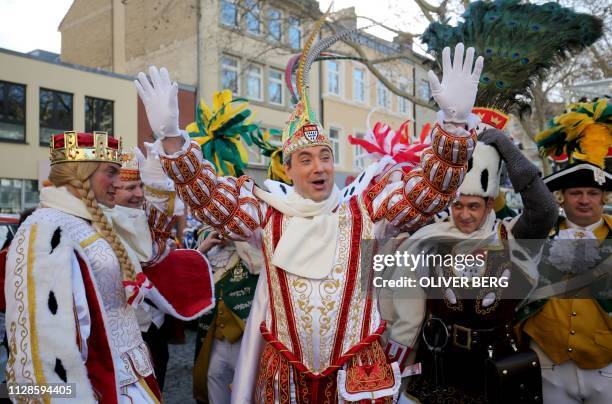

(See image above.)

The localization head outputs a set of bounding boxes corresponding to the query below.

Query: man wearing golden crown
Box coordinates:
[135,20,484,400]
[4,132,214,403]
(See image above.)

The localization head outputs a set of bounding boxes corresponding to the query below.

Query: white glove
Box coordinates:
[136,141,174,192]
[427,43,484,124]
[134,66,181,139]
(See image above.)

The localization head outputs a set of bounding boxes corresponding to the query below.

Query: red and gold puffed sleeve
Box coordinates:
[143,190,179,261]
[159,141,266,240]
[364,123,477,232]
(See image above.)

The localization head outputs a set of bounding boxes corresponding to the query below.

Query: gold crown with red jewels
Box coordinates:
[49,131,123,166]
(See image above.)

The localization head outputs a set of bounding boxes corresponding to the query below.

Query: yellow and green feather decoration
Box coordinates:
[250,128,291,184]
[535,99,612,169]
[186,89,257,176]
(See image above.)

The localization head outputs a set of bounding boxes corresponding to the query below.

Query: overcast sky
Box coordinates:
[0,0,73,53]
[0,0,427,54]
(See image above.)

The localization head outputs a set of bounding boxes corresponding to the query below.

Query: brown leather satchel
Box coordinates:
[484,349,543,403]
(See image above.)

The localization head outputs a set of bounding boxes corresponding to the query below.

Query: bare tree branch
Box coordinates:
[330,32,433,108]
[413,0,436,22]
[589,46,612,77]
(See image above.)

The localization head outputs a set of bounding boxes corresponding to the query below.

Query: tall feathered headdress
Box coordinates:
[281,13,362,162]
[186,90,257,176]
[421,0,603,114]
[536,98,612,169]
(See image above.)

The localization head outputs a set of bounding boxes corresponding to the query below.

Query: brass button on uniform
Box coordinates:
[567,347,573,352]
[570,330,576,335]
[571,311,577,316]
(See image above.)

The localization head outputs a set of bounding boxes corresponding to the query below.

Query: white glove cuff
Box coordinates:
[436,111,478,136]
[156,130,192,159]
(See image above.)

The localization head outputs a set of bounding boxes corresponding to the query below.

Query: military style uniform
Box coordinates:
[517,215,612,403]
[194,247,259,403]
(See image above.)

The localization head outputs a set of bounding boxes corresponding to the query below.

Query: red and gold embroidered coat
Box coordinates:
[159,124,476,403]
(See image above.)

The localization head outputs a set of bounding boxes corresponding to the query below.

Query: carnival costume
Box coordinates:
[4,132,214,403]
[136,18,484,400]
[120,147,173,391]
[401,108,558,401]
[517,98,612,404]
[188,91,264,403]
[342,114,431,374]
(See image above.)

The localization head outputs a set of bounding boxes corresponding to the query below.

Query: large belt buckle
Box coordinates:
[452,324,472,350]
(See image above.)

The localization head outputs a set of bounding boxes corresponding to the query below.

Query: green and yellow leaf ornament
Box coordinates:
[536,99,612,169]
[186,89,257,176]
[250,128,291,184]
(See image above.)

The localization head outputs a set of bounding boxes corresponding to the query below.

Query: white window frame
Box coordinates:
[288,16,301,49]
[221,55,240,95]
[328,126,342,165]
[245,63,263,101]
[376,76,391,109]
[327,60,341,96]
[244,0,261,35]
[267,8,282,42]
[268,68,285,106]
[397,76,412,115]
[419,79,431,101]
[220,0,238,28]
[352,130,368,171]
[352,67,366,103]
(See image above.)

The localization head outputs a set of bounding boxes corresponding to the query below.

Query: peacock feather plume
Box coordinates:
[186,89,257,176]
[536,99,612,168]
[421,0,603,114]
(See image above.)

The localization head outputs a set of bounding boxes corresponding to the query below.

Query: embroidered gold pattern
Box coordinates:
[79,232,102,249]
[7,226,37,387]
[263,222,292,352]
[26,225,47,389]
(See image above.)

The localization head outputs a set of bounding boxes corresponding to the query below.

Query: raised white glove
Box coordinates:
[136,141,174,192]
[134,66,181,139]
[427,43,484,124]
[136,144,185,216]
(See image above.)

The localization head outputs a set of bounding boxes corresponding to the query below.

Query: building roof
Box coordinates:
[27,49,61,63]
[1,46,196,92]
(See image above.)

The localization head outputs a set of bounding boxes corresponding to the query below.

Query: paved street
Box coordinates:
[163,329,197,404]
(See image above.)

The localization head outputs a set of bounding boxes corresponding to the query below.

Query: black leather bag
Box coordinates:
[485,349,543,403]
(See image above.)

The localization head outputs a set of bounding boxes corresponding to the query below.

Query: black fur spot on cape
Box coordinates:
[48,291,58,315]
[55,358,67,382]
[50,227,62,253]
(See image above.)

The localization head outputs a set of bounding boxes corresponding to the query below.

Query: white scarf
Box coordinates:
[410,210,498,247]
[39,186,153,271]
[254,185,340,279]
[405,210,539,286]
